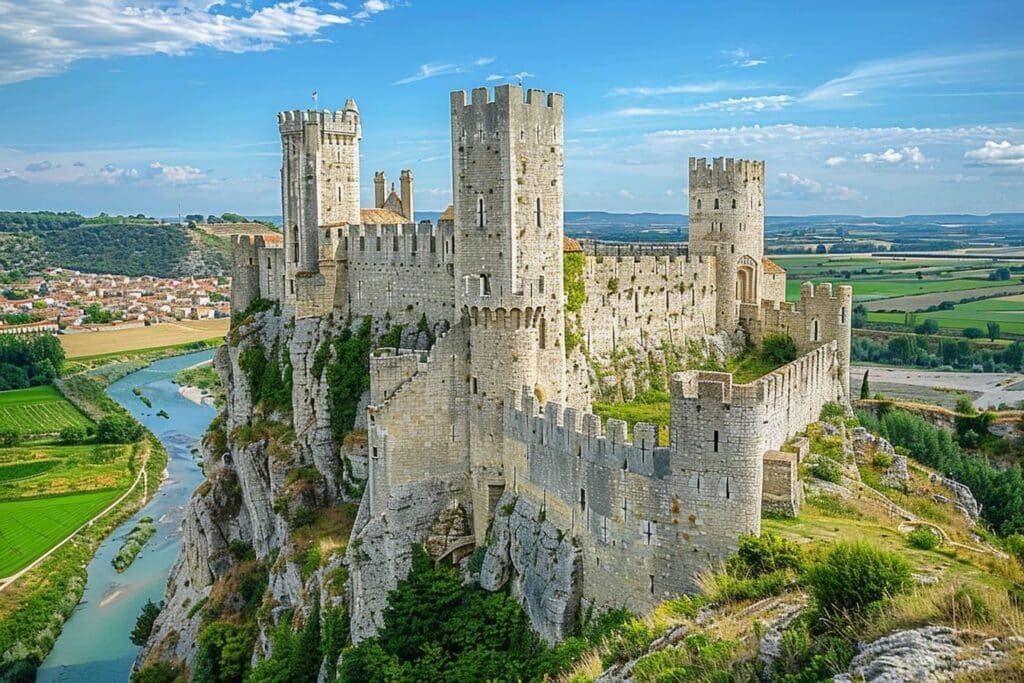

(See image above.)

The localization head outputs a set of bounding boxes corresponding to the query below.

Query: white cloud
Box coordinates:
[725,48,767,68]
[394,57,494,85]
[95,163,140,183]
[613,95,792,117]
[694,95,793,113]
[0,0,367,85]
[353,0,392,19]
[804,50,1024,103]
[0,168,18,180]
[964,140,1024,167]
[484,71,535,84]
[607,82,734,97]
[148,162,204,183]
[824,156,846,167]
[775,172,863,201]
[859,146,930,165]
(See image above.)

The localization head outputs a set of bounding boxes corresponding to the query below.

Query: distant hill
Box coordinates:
[0,212,232,278]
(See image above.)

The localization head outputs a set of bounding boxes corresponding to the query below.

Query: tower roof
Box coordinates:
[761,257,785,274]
[563,237,583,253]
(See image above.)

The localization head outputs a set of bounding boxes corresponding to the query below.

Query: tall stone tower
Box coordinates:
[450,85,568,537]
[278,100,361,304]
[686,157,765,331]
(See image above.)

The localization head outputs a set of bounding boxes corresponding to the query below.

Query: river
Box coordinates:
[37,350,217,682]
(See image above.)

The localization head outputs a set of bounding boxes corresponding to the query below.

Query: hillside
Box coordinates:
[0,212,232,278]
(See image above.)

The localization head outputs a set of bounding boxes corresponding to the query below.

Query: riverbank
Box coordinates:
[36,351,216,681]
[0,348,217,680]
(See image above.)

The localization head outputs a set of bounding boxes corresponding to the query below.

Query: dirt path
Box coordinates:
[0,442,151,592]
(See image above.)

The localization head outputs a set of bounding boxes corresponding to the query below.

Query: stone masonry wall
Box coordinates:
[579,253,718,358]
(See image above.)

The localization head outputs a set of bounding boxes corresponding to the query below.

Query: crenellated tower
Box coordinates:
[450,84,568,537]
[687,157,765,332]
[278,100,361,305]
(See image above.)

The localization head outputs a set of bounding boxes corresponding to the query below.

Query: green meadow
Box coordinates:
[0,386,93,436]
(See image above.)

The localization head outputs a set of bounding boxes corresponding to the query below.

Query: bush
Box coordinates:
[130,661,184,683]
[761,333,798,365]
[804,541,911,614]
[812,456,843,484]
[943,585,992,625]
[0,427,22,447]
[872,451,893,468]
[907,526,941,550]
[59,424,91,444]
[727,531,804,576]
[819,401,846,423]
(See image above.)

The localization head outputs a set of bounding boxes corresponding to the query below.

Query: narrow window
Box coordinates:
[840,307,846,324]
[477,197,485,228]
[376,236,381,251]
[732,198,737,209]
[471,377,478,394]
[538,276,545,294]
[696,198,702,210]
[813,319,820,341]
[324,229,330,240]
[649,575,655,594]
[430,235,436,253]
[726,477,731,500]
[539,317,546,349]
[248,257,253,266]
[372,446,378,459]
[714,198,719,210]
[359,236,365,251]
[535,197,542,227]
[267,258,271,269]
[344,236,349,251]
[579,488,586,511]
[481,274,491,296]
[289,279,294,294]
[412,235,417,253]
[713,430,719,452]
[634,291,639,313]
[393,235,399,251]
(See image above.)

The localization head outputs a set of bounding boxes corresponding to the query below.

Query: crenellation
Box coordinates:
[233,81,853,639]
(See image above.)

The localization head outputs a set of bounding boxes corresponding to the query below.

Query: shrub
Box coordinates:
[761,333,798,365]
[59,425,91,444]
[804,540,911,615]
[812,456,843,484]
[907,526,941,550]
[130,661,184,683]
[96,414,143,443]
[819,401,846,423]
[872,451,893,468]
[727,531,804,576]
[943,585,993,625]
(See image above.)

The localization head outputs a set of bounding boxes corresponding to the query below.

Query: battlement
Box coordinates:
[450,84,564,112]
[367,328,454,412]
[464,304,544,330]
[460,273,548,311]
[277,107,359,135]
[504,386,670,478]
[689,157,764,189]
[671,342,839,407]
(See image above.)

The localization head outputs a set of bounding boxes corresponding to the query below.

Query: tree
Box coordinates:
[860,370,870,400]
[59,425,90,444]
[131,600,163,646]
[851,304,868,329]
[987,321,1001,341]
[989,267,1011,281]
[0,428,22,447]
[963,327,984,339]
[914,319,939,335]
[96,414,143,444]
[815,244,827,254]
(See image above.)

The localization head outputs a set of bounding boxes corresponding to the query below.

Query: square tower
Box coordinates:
[686,157,765,332]
[278,101,361,303]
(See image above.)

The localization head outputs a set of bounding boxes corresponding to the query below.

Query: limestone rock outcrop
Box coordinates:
[480,492,582,644]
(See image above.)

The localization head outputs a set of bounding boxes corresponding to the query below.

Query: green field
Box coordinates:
[0,488,121,576]
[868,294,1024,335]
[0,443,135,498]
[784,277,1010,302]
[0,386,93,436]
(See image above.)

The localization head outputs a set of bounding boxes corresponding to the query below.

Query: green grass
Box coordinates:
[592,395,670,445]
[867,295,1024,336]
[0,488,122,576]
[786,277,1009,302]
[0,385,93,436]
[0,460,58,482]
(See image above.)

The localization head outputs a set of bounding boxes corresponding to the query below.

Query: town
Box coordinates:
[0,267,232,335]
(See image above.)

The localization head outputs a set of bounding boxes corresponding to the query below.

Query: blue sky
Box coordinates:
[1,0,1023,217]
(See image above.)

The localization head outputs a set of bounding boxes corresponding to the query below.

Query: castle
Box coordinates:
[230,84,852,641]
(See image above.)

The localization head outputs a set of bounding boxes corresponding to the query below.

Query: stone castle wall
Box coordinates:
[579,253,718,357]
[499,338,844,613]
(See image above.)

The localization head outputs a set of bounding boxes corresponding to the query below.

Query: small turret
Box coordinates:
[400,169,414,221]
[374,171,386,208]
